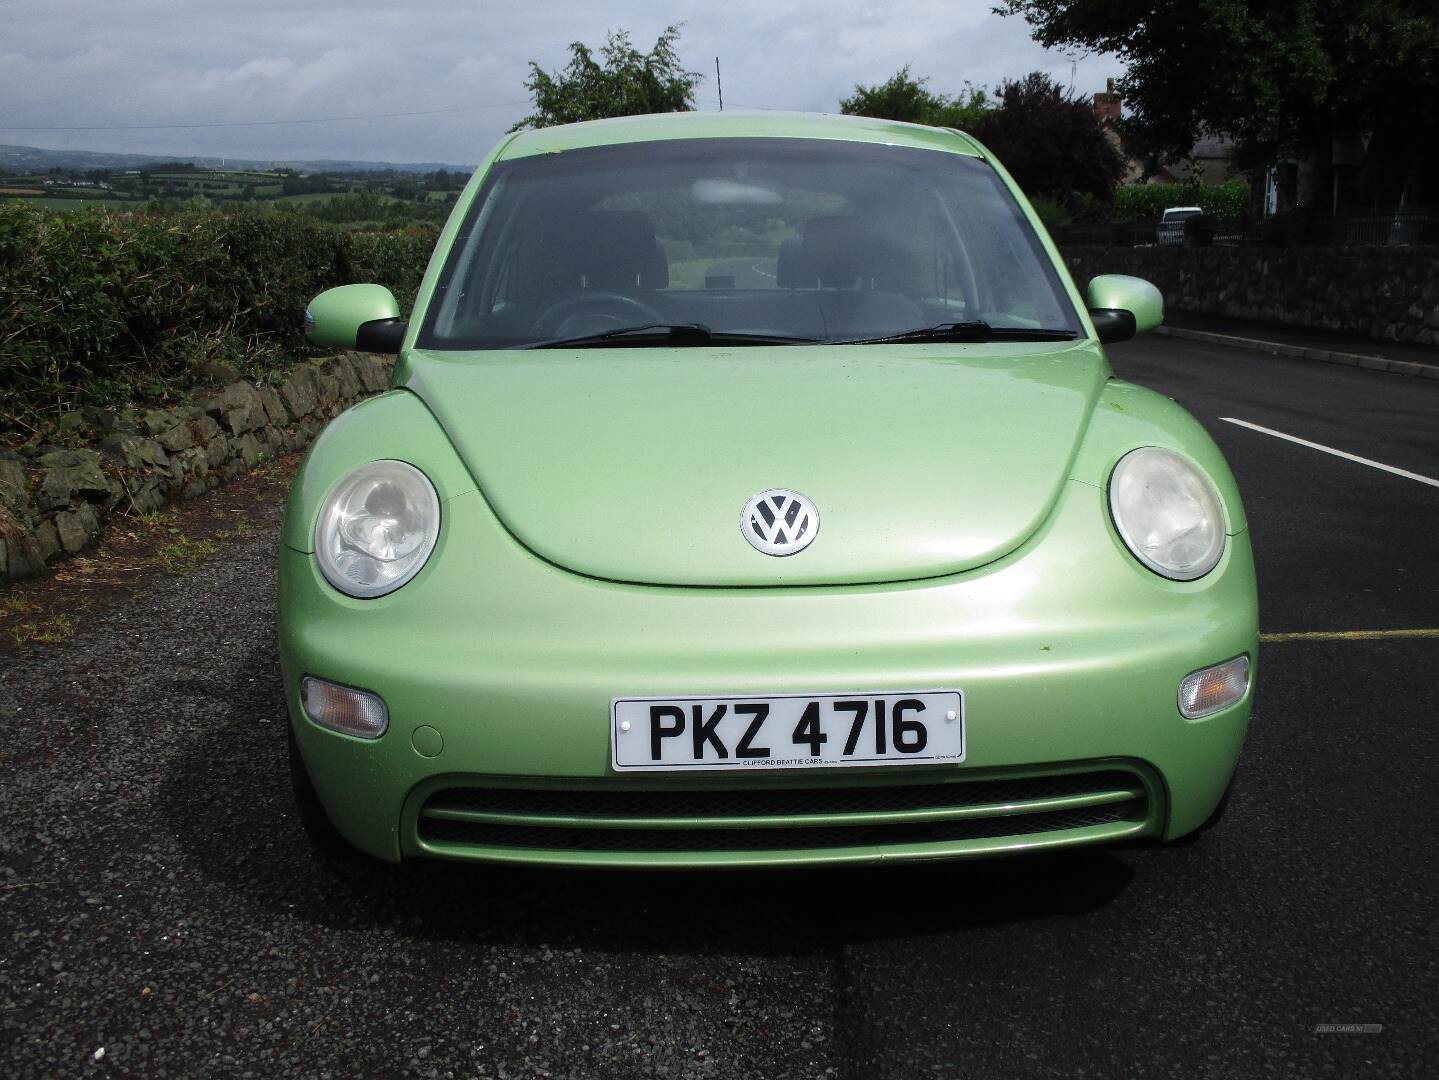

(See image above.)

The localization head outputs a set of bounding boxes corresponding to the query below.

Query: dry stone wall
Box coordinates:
[1061,245,1439,345]
[0,352,393,583]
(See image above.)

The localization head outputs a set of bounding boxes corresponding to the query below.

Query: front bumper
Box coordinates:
[280,480,1257,866]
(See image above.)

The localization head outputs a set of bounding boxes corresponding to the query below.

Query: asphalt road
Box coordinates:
[3,335,1437,1079]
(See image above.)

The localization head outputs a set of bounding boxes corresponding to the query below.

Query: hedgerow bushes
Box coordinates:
[1113,179,1251,222]
[0,203,438,442]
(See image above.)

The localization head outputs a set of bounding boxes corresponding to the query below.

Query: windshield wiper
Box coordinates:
[526,323,818,349]
[826,321,1080,346]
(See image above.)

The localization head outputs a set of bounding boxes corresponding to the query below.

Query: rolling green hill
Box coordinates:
[0,143,472,175]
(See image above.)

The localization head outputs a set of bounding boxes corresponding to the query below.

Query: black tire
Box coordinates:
[288,726,364,861]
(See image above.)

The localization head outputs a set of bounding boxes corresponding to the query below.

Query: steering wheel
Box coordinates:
[532,291,666,338]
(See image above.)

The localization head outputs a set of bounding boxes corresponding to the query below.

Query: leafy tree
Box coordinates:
[840,66,990,129]
[512,26,702,131]
[997,0,1439,206]
[839,69,1119,207]
[426,169,463,191]
[971,72,1126,205]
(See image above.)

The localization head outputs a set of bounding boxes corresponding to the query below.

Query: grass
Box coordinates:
[213,519,253,542]
[2,593,35,616]
[154,533,220,575]
[149,512,251,573]
[11,613,74,646]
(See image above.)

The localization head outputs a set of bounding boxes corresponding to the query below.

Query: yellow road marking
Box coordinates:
[1260,629,1439,643]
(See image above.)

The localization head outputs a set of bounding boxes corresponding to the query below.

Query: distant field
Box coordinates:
[149,170,282,182]
[0,168,458,220]
[4,197,138,211]
[271,191,410,206]
[271,192,350,205]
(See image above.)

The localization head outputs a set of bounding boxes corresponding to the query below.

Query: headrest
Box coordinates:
[779,216,921,295]
[565,210,668,289]
[800,216,868,288]
[775,236,806,288]
[777,216,874,289]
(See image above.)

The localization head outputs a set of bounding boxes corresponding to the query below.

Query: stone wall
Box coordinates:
[1061,245,1439,345]
[0,352,393,583]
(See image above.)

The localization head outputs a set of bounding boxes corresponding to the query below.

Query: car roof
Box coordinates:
[498,110,985,161]
[1163,206,1203,214]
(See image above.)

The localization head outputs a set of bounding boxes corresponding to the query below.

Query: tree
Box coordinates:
[841,68,1122,209]
[512,26,702,131]
[839,66,990,129]
[997,0,1439,207]
[971,72,1125,205]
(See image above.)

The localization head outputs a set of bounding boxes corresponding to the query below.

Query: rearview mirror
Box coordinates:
[1086,274,1163,344]
[304,284,406,354]
[690,178,783,205]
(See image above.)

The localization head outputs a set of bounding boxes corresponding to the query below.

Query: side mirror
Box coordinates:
[1086,274,1163,344]
[304,284,406,354]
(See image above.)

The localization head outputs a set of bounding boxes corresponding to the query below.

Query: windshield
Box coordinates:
[419,137,1082,349]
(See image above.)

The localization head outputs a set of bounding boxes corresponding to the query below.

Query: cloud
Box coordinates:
[0,0,1122,164]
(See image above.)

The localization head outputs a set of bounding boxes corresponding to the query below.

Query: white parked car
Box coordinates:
[1157,206,1203,245]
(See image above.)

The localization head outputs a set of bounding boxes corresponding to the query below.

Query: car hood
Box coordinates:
[403,342,1109,586]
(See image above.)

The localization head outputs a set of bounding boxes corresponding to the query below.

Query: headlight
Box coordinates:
[314,460,440,598]
[1109,447,1225,580]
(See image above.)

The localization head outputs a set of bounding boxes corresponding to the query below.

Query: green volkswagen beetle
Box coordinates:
[281,111,1256,867]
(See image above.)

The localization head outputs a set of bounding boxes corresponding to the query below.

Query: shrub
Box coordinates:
[0,204,438,442]
[1027,195,1072,229]
[1113,179,1251,222]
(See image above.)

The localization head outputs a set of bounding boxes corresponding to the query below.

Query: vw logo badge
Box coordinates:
[741,489,819,556]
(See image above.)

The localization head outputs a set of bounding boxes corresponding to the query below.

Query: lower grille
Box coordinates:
[419,799,1142,852]
[415,768,1149,856]
[424,769,1136,819]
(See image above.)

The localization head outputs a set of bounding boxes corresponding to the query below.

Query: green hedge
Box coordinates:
[0,203,438,441]
[1113,179,1251,222]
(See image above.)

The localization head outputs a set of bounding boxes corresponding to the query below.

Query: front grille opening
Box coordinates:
[424,770,1139,819]
[416,769,1148,855]
[419,800,1143,852]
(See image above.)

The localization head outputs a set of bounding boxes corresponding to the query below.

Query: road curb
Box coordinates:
[1155,325,1439,379]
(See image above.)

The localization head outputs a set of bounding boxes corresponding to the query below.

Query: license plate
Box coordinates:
[610,690,965,772]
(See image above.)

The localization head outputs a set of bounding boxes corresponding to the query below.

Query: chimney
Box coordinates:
[1092,80,1122,124]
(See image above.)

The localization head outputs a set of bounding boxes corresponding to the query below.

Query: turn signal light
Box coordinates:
[301,676,389,739]
[1177,656,1250,719]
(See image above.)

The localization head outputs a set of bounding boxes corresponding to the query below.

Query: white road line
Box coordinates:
[1219,417,1439,488]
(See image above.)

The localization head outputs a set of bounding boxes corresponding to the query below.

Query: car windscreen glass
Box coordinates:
[418,138,1082,349]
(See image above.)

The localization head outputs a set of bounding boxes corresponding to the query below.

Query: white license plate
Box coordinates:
[611,690,965,772]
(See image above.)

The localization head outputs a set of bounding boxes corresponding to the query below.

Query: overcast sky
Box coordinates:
[1,0,1123,165]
